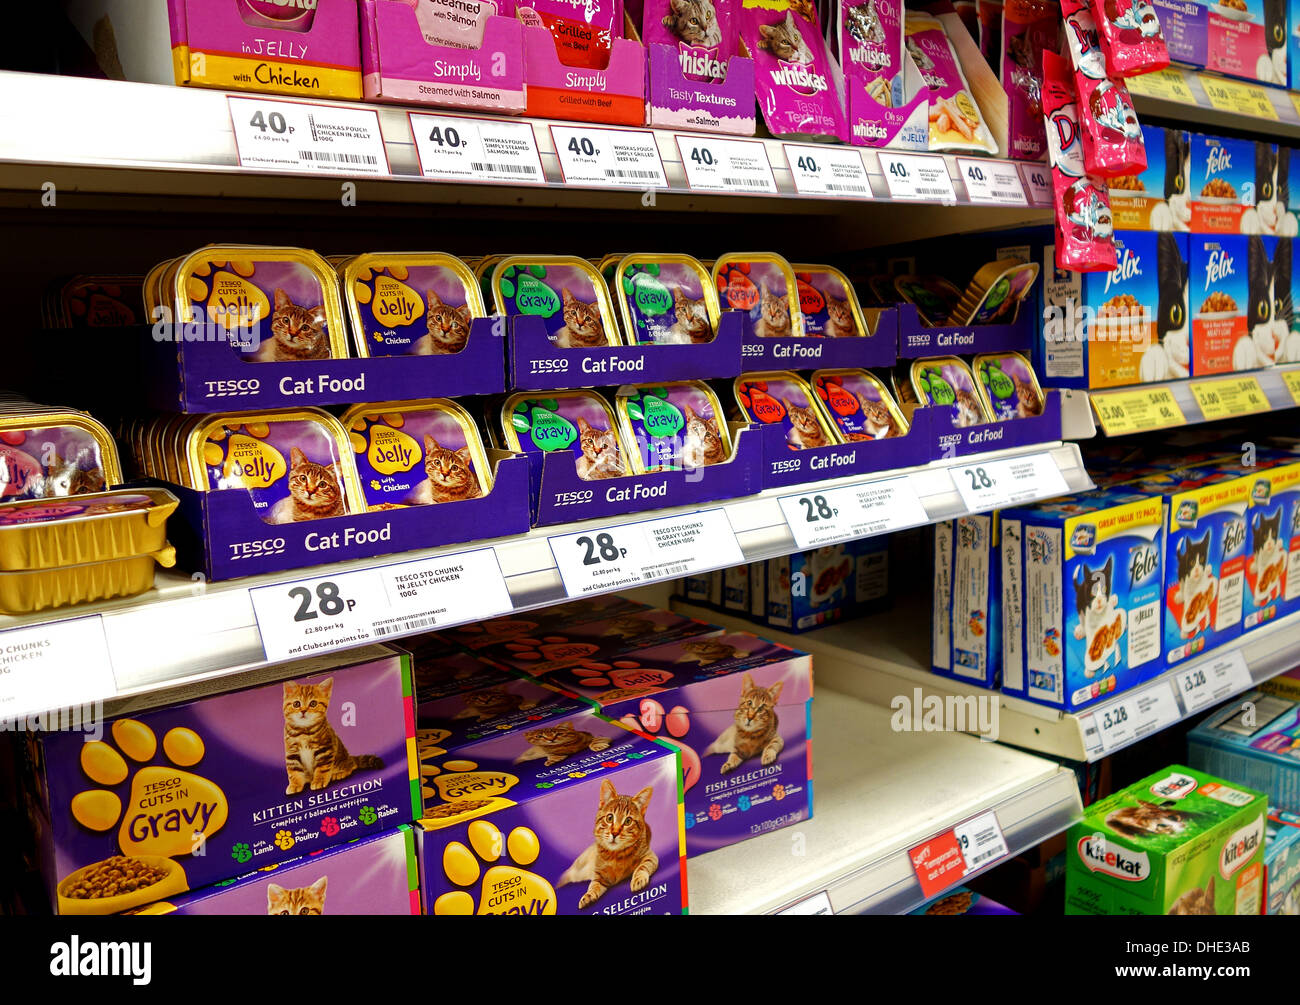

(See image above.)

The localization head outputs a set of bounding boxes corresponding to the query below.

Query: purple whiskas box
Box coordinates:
[133,826,420,915]
[23,646,418,915]
[541,631,813,855]
[415,729,686,914]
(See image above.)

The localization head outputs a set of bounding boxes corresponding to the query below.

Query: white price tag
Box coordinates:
[1084,681,1181,755]
[950,453,1069,513]
[1020,164,1053,206]
[953,810,1008,873]
[251,549,510,662]
[549,509,743,597]
[551,126,668,189]
[777,891,833,915]
[878,152,957,202]
[783,144,873,198]
[0,617,116,721]
[676,135,778,193]
[1177,650,1253,714]
[229,96,388,175]
[410,113,544,185]
[957,158,1027,205]
[778,478,929,550]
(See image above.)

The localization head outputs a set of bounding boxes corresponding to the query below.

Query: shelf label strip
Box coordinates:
[410,112,545,185]
[1081,680,1181,757]
[949,452,1069,513]
[0,616,116,723]
[778,477,928,550]
[909,809,1008,901]
[228,96,389,176]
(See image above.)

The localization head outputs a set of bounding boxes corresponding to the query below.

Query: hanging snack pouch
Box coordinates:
[501,391,630,480]
[186,410,363,525]
[1088,0,1168,77]
[0,414,120,503]
[169,247,348,364]
[343,254,483,357]
[950,259,1040,326]
[1060,0,1146,178]
[1043,51,1117,272]
[973,351,1045,420]
[811,369,908,439]
[908,357,992,427]
[713,253,803,337]
[734,371,838,450]
[738,0,848,141]
[613,254,720,345]
[895,274,964,326]
[1001,0,1060,162]
[492,257,620,349]
[614,381,732,472]
[904,12,997,154]
[341,400,492,510]
[519,0,623,69]
[792,264,868,338]
[839,0,906,110]
[644,0,739,83]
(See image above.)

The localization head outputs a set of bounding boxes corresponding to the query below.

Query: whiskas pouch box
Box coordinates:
[1004,491,1165,711]
[739,0,849,141]
[1264,810,1300,914]
[1108,125,1191,232]
[933,514,1001,688]
[1066,765,1267,915]
[1243,460,1300,631]
[133,826,420,915]
[542,631,813,855]
[342,254,484,357]
[415,730,686,914]
[23,647,418,915]
[766,537,889,631]
[1190,135,1257,233]
[1188,691,1300,812]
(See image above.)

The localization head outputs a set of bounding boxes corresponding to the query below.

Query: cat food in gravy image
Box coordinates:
[614,381,732,473]
[906,357,992,427]
[811,369,908,440]
[792,264,869,338]
[611,254,720,345]
[500,391,630,480]
[713,253,803,338]
[491,257,621,349]
[342,254,484,357]
[735,371,838,450]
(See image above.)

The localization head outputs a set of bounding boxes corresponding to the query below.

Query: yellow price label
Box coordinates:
[1091,387,1187,436]
[1189,377,1271,420]
[1200,76,1279,121]
[1127,67,1197,105]
[1282,369,1300,406]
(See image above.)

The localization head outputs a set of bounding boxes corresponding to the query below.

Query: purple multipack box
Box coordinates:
[360,1,527,112]
[434,595,651,651]
[1154,0,1286,84]
[22,646,419,915]
[646,43,758,134]
[415,727,685,914]
[541,630,813,856]
[134,826,420,915]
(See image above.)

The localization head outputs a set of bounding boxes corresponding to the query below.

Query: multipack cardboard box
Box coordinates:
[931,514,1001,688]
[1188,690,1300,813]
[766,538,889,632]
[1066,765,1267,915]
[1109,126,1190,232]
[1243,458,1300,632]
[1265,808,1300,914]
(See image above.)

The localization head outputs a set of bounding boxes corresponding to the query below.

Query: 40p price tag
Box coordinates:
[878,152,957,202]
[778,478,928,549]
[950,453,1068,513]
[410,112,545,185]
[550,125,667,189]
[957,158,1026,205]
[676,135,778,193]
[229,96,388,175]
[1020,164,1052,206]
[783,143,873,198]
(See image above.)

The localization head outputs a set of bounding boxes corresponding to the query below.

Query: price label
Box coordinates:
[776,891,833,915]
[549,509,743,597]
[957,158,1027,205]
[1082,681,1181,756]
[1283,369,1300,406]
[251,549,511,662]
[675,135,778,193]
[950,453,1069,513]
[878,152,958,203]
[550,125,668,189]
[778,478,929,550]
[909,809,1008,900]
[1091,387,1186,435]
[0,617,116,721]
[1020,164,1052,206]
[783,143,873,198]
[1190,376,1270,421]
[410,113,544,185]
[1126,66,1197,105]
[1177,650,1253,714]
[229,96,388,175]
[1201,76,1279,121]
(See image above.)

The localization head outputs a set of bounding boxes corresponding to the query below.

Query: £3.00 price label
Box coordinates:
[549,509,743,597]
[0,617,116,722]
[676,136,778,193]
[1020,164,1052,206]
[778,478,929,550]
[1283,370,1300,406]
[783,143,873,198]
[229,96,388,175]
[1177,650,1253,714]
[957,158,1026,205]
[1091,387,1186,435]
[410,113,544,185]
[551,125,668,189]
[950,453,1069,513]
[1201,77,1279,121]
[251,549,510,662]
[878,152,957,203]
[1190,376,1270,421]
[1126,66,1196,105]
[1082,681,1180,756]
[909,809,1008,899]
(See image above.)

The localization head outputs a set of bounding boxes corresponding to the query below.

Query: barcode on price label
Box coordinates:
[411,112,545,185]
[783,143,873,198]
[676,135,778,193]
[230,97,388,176]
[551,126,668,190]
[950,453,1068,513]
[957,158,1026,204]
[878,153,958,202]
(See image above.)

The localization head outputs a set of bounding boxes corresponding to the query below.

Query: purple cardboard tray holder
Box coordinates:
[757,409,933,489]
[645,43,756,135]
[894,302,1034,358]
[509,310,743,390]
[163,452,531,581]
[523,24,646,125]
[360,2,526,112]
[741,307,897,370]
[926,390,1063,460]
[528,423,763,526]
[134,318,505,412]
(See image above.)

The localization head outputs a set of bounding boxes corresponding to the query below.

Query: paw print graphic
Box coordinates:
[708,803,723,822]
[320,817,340,838]
[773,784,786,801]
[433,820,555,916]
[568,770,588,779]
[359,806,378,826]
[618,698,701,790]
[738,795,751,812]
[231,842,252,864]
[498,636,603,672]
[274,830,295,851]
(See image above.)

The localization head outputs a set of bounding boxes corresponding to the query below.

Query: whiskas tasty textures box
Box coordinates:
[1190,135,1257,233]
[765,538,889,632]
[1264,810,1300,914]
[415,731,685,915]
[23,646,417,915]
[1190,234,1255,375]
[541,631,813,856]
[931,514,1001,688]
[1109,126,1191,232]
[1188,691,1300,813]
[1066,765,1267,915]
[1003,491,1165,711]
[134,826,419,915]
[1243,459,1300,631]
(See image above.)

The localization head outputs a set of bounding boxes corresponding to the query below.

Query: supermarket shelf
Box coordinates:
[690,688,1082,914]
[675,596,1300,763]
[1130,66,1300,140]
[0,440,1089,717]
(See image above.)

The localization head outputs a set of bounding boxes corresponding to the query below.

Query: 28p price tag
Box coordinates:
[550,125,668,189]
[878,152,957,202]
[950,453,1068,513]
[675,135,778,193]
[1177,650,1252,714]
[957,158,1026,205]
[229,96,388,175]
[410,113,545,185]
[778,478,928,549]
[783,143,873,198]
